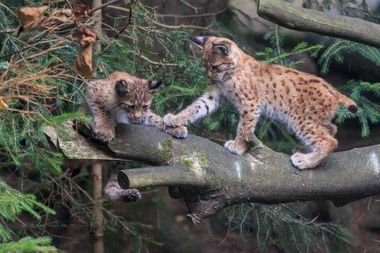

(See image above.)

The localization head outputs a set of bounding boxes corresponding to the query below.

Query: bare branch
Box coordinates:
[257,0,380,48]
[89,0,120,15]
[113,2,133,40]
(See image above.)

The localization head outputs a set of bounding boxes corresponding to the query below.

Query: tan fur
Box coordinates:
[164,36,357,170]
[86,71,187,142]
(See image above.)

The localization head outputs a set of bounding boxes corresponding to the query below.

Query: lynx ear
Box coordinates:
[189,36,208,48]
[148,80,164,92]
[213,42,230,56]
[115,79,128,97]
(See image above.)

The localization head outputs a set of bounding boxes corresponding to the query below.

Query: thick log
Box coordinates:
[45,123,380,223]
[257,0,380,48]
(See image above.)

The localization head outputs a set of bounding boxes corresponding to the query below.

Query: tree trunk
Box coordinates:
[92,163,104,253]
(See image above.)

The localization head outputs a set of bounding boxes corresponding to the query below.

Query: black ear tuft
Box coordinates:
[189,36,208,48]
[212,42,230,56]
[148,80,164,91]
[115,79,128,97]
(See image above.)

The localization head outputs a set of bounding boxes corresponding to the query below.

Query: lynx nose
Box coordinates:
[133,111,142,120]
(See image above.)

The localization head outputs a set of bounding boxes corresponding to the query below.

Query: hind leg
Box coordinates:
[291,124,338,170]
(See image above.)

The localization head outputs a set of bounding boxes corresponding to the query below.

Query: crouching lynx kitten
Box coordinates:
[86,71,187,142]
[163,36,357,170]
[86,71,187,200]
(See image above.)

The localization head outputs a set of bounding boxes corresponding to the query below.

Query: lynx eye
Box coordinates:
[143,105,149,110]
[210,63,219,70]
[123,104,134,110]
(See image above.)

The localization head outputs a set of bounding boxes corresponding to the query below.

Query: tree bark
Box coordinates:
[45,123,380,223]
[257,0,380,48]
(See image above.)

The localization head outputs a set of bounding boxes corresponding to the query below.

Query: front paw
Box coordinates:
[120,189,142,202]
[166,126,188,138]
[224,140,247,155]
[291,152,313,170]
[93,126,115,142]
[163,113,187,127]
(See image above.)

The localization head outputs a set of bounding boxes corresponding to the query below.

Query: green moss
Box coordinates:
[183,159,193,167]
[200,150,208,166]
[158,138,174,161]
[181,149,208,168]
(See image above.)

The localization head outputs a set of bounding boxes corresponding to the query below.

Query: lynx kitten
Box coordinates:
[163,36,357,170]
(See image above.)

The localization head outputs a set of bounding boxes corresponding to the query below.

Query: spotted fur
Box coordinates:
[86,71,187,142]
[86,72,187,201]
[163,36,357,170]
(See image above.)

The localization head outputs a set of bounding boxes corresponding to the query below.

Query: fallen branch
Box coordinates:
[45,123,380,223]
[257,0,380,48]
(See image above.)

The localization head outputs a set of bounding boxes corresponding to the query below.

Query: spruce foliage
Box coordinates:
[319,40,380,136]
[224,203,352,252]
[0,179,56,251]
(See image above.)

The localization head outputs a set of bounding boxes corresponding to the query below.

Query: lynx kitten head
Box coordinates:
[115,77,163,122]
[190,36,238,82]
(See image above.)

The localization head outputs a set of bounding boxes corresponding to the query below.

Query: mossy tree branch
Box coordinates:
[45,123,380,223]
[257,0,380,48]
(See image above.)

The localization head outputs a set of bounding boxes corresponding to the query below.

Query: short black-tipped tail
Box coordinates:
[339,94,358,113]
[348,104,358,113]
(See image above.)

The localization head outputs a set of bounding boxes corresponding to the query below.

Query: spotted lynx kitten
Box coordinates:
[163,36,357,170]
[86,72,187,201]
[86,71,187,142]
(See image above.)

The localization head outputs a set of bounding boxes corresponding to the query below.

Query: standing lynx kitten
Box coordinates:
[163,36,357,170]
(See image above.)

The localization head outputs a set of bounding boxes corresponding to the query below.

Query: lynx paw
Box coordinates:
[93,126,115,142]
[163,113,187,127]
[120,189,142,202]
[166,126,188,138]
[105,186,141,202]
[291,152,313,170]
[224,140,247,155]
